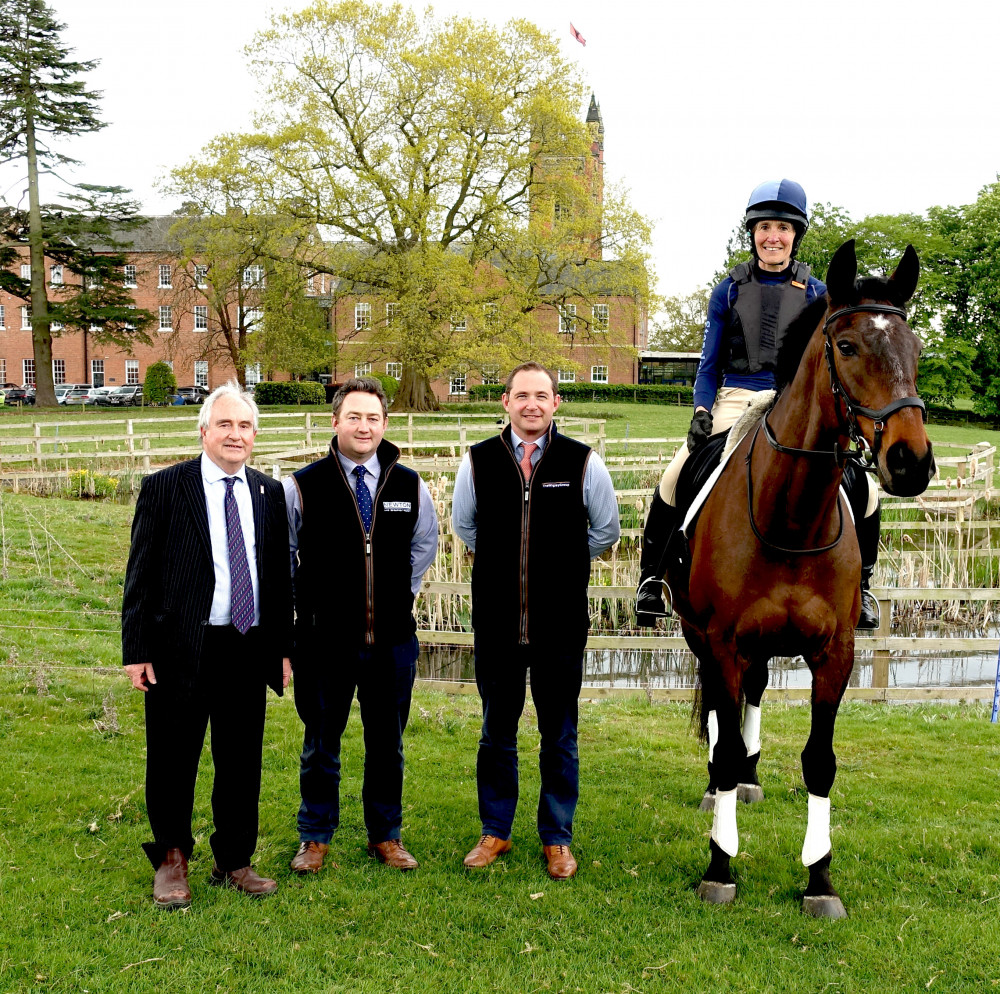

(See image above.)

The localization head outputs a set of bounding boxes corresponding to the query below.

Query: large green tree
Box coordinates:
[208,0,650,410]
[0,0,152,404]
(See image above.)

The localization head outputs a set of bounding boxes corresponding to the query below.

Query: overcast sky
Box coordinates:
[4,0,998,301]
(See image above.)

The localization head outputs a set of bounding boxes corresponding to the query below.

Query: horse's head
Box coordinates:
[822,239,935,496]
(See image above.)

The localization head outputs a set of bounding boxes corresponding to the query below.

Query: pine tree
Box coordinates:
[0,0,152,404]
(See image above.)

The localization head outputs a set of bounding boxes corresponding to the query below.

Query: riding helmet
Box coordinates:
[744,178,809,238]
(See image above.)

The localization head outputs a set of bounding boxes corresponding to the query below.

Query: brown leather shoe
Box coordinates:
[543,844,578,880]
[209,864,278,897]
[290,840,329,874]
[367,839,418,870]
[152,848,191,908]
[463,834,512,869]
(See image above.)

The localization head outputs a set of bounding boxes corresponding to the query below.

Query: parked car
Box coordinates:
[64,386,110,405]
[176,385,210,405]
[2,385,35,405]
[56,383,90,403]
[102,385,144,407]
[84,386,113,405]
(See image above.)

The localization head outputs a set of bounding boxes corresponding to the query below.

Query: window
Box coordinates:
[560,304,577,334]
[195,265,208,288]
[52,359,66,384]
[592,303,609,332]
[22,359,35,385]
[386,302,399,324]
[0,359,5,383]
[158,264,172,288]
[123,264,136,288]
[21,306,30,330]
[242,307,262,332]
[451,314,467,332]
[163,360,173,371]
[355,302,371,330]
[554,201,566,221]
[194,360,208,388]
[158,305,172,331]
[124,305,136,331]
[85,269,101,289]
[91,359,105,387]
[245,364,262,388]
[481,365,501,385]
[194,305,208,331]
[20,264,30,280]
[125,360,139,385]
[354,362,372,377]
[385,361,402,379]
[483,303,500,331]
[0,304,4,329]
[558,369,576,383]
[591,365,608,384]
[50,265,63,285]
[449,372,467,395]
[243,265,265,288]
[50,320,63,331]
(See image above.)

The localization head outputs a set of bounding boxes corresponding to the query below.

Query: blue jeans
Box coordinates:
[474,642,584,846]
[293,636,418,844]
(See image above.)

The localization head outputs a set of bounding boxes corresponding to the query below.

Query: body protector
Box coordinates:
[723,261,812,375]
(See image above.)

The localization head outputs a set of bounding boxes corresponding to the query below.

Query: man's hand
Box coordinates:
[686,409,714,452]
[124,662,157,692]
[282,657,292,689]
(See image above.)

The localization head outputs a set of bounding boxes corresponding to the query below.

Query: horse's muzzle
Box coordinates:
[880,440,935,497]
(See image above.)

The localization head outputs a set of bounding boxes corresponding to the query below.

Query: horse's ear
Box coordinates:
[889,244,919,304]
[826,239,858,303]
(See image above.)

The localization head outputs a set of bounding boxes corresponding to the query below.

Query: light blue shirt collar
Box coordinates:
[200,451,249,485]
[509,429,548,455]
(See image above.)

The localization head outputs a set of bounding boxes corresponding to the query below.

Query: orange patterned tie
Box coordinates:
[519,442,537,481]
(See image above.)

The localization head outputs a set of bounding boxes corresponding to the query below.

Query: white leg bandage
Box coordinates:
[707,710,718,764]
[741,704,761,757]
[801,793,832,867]
[711,787,739,857]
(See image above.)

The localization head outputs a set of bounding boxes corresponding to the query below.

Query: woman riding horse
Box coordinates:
[637,179,883,632]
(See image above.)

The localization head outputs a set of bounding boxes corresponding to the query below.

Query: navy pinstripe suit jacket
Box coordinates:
[121,457,294,694]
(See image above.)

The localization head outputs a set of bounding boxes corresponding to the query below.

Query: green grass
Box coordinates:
[0,675,997,993]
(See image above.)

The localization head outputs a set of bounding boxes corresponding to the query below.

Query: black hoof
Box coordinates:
[697,880,736,905]
[698,790,715,812]
[802,894,847,919]
[737,783,764,804]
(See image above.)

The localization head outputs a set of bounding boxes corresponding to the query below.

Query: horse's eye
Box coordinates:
[837,340,857,357]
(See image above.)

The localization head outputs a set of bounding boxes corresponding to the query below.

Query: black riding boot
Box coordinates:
[856,503,881,630]
[636,489,677,627]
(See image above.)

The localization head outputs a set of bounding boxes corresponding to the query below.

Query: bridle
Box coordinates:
[746,301,925,555]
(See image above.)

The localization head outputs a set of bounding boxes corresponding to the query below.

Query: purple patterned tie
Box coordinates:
[354,465,373,532]
[224,476,254,634]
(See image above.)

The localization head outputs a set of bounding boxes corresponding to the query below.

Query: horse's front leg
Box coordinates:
[800,650,851,919]
[697,662,745,905]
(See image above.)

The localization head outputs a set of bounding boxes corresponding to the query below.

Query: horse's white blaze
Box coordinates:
[707,709,718,763]
[801,793,832,866]
[871,314,889,331]
[741,703,761,756]
[712,787,739,856]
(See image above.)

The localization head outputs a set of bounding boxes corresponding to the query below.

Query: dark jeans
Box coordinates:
[142,625,267,871]
[474,642,584,846]
[293,636,418,844]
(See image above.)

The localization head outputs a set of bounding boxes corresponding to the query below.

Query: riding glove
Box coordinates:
[686,410,714,452]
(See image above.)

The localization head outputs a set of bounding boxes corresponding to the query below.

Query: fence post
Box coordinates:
[141,436,150,474]
[33,423,42,469]
[126,419,134,455]
[408,414,414,449]
[306,412,313,450]
[871,593,891,693]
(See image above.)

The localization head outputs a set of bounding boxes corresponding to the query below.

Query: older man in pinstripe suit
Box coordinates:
[122,381,293,909]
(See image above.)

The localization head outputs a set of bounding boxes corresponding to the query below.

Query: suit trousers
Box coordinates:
[293,635,418,845]
[141,625,267,871]
[474,642,584,846]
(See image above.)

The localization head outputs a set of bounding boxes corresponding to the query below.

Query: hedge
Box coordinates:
[253,381,327,406]
[468,382,694,405]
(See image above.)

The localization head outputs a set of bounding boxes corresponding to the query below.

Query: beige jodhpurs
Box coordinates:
[656,387,879,514]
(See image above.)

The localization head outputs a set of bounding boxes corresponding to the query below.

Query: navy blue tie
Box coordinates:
[224,476,254,634]
[354,465,373,532]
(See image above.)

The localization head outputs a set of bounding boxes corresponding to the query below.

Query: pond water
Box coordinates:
[418,621,1000,691]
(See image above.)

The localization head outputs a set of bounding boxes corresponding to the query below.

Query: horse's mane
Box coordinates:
[775,296,828,392]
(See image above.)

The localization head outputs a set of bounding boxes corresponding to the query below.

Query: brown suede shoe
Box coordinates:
[290,840,329,875]
[209,864,278,897]
[543,844,577,880]
[152,848,191,909]
[367,839,418,870]
[463,834,512,869]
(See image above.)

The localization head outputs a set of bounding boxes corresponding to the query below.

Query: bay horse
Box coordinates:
[666,239,935,918]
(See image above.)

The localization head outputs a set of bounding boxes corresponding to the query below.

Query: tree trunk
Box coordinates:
[25,108,57,406]
[391,364,439,412]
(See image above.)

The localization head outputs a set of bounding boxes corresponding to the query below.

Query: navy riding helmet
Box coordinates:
[744,179,809,257]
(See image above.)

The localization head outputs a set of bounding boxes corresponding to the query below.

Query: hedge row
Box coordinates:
[254,381,327,406]
[468,382,694,404]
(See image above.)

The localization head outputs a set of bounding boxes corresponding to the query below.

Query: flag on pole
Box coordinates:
[570,23,587,46]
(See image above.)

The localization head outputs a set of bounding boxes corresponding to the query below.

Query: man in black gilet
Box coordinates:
[452,362,620,880]
[284,378,438,874]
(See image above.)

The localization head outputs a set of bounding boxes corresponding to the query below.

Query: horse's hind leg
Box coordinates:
[737,658,767,803]
[800,695,848,919]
